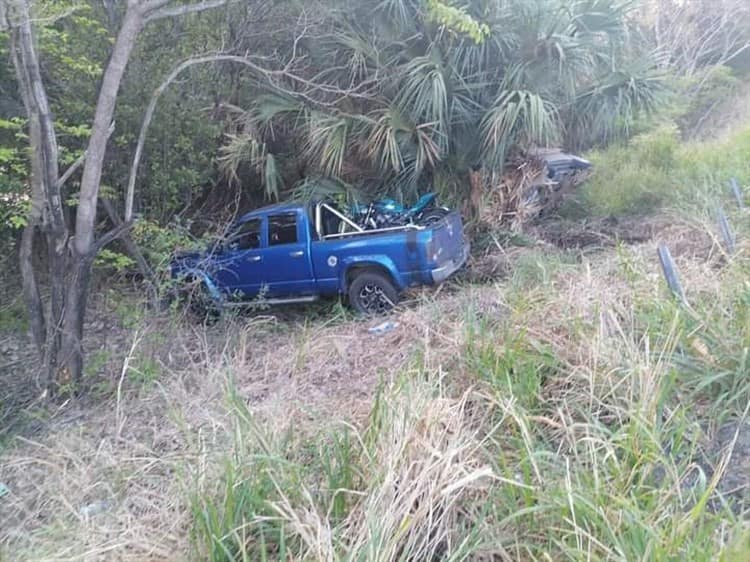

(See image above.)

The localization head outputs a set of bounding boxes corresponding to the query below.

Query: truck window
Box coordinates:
[269,213,298,245]
[228,219,261,250]
[321,206,343,237]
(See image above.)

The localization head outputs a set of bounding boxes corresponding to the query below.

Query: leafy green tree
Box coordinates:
[1,0,233,392]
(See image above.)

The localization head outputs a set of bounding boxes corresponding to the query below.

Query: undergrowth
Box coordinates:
[582,124,750,216]
[190,238,750,560]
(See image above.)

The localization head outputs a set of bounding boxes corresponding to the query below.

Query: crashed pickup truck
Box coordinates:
[171,200,469,314]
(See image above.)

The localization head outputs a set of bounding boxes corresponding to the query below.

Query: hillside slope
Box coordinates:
[1,207,749,560]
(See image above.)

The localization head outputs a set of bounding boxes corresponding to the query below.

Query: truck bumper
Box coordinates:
[430,241,470,284]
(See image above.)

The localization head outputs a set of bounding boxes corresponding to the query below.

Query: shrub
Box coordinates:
[582,124,750,216]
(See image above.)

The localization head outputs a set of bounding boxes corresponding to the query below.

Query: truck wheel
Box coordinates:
[348,271,399,314]
[418,208,449,225]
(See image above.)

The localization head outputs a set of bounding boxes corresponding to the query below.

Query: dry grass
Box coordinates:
[1,214,749,560]
[0,287,501,561]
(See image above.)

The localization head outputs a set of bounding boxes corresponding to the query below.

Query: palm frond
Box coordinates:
[373,0,420,33]
[263,153,282,201]
[395,51,450,153]
[414,121,443,176]
[291,176,361,204]
[568,58,667,147]
[480,90,560,169]
[568,0,633,40]
[366,106,412,172]
[218,133,282,200]
[252,93,305,126]
[305,113,352,177]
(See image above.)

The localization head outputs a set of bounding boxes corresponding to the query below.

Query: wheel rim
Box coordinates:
[358,283,394,313]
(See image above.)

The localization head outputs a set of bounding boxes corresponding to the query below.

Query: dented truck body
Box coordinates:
[170,200,469,313]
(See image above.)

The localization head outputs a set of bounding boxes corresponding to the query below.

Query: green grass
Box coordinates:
[582,124,750,216]
[0,296,27,333]
[190,277,748,560]
[185,192,750,559]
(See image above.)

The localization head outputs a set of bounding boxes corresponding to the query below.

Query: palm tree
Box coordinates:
[224,0,665,207]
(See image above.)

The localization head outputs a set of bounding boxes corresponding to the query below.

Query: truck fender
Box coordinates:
[176,268,223,303]
[339,256,403,292]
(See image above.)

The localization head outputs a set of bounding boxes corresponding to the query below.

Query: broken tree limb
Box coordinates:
[145,0,230,22]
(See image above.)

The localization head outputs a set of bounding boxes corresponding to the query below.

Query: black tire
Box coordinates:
[418,208,449,226]
[348,271,399,315]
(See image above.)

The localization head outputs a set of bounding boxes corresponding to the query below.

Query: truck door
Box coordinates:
[212,217,264,297]
[258,211,314,296]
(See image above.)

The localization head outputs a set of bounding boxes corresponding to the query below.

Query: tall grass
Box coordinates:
[187,187,750,558]
[582,125,750,216]
[191,297,747,561]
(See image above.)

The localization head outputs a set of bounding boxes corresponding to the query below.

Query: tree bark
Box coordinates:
[9,4,66,391]
[75,8,143,257]
[8,0,231,392]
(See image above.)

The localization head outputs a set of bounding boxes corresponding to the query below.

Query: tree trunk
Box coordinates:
[7,0,230,393]
[55,7,145,385]
[75,9,143,257]
[9,3,66,392]
[19,222,44,354]
[56,257,93,390]
[18,113,46,356]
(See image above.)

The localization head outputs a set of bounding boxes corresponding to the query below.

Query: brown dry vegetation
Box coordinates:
[1,210,749,560]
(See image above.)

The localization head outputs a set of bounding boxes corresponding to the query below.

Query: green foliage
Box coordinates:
[424,0,490,44]
[0,297,28,333]
[219,134,282,200]
[673,66,741,135]
[237,0,665,201]
[131,218,202,272]
[582,123,750,216]
[127,354,162,388]
[509,249,578,290]
[465,327,558,410]
[661,265,750,419]
[83,349,111,379]
[94,249,136,273]
[582,124,682,215]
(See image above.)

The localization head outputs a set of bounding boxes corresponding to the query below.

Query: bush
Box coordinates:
[582,125,680,215]
[582,124,750,216]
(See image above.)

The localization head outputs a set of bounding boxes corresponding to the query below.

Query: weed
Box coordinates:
[0,297,27,333]
[127,354,161,387]
[465,326,558,410]
[83,349,110,379]
[508,249,576,291]
[582,124,750,217]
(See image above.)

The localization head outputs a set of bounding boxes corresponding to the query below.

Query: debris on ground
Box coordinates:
[368,321,399,335]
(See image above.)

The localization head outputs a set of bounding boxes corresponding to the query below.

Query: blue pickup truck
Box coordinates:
[171,200,469,315]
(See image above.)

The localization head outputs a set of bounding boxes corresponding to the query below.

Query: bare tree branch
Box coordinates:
[145,0,231,22]
[57,153,85,190]
[91,220,134,256]
[125,48,380,221]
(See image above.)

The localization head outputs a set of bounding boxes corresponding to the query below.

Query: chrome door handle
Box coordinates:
[289,250,304,257]
[248,255,262,262]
